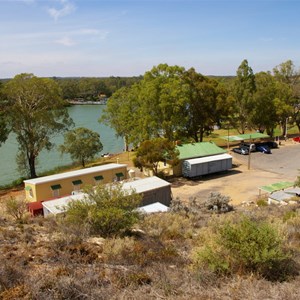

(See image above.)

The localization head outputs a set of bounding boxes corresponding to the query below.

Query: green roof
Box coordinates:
[221,132,270,142]
[259,181,294,193]
[176,142,226,160]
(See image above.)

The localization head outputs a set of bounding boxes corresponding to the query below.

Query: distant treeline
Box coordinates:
[1,75,234,102]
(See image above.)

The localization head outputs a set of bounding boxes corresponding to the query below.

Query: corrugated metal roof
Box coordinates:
[184,153,232,165]
[269,187,300,202]
[259,181,294,193]
[41,177,170,215]
[42,193,86,214]
[221,132,270,142]
[176,142,226,160]
[24,164,127,185]
[122,176,170,194]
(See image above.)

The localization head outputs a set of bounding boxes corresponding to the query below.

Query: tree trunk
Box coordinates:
[28,154,37,178]
[82,158,85,167]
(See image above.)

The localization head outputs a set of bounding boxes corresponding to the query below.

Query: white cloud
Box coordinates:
[55,36,76,46]
[47,0,75,21]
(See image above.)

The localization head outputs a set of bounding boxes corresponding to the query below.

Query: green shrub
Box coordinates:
[63,183,142,237]
[256,197,268,207]
[195,216,292,281]
[5,196,29,222]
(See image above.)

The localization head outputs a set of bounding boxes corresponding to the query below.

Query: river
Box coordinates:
[0,105,124,186]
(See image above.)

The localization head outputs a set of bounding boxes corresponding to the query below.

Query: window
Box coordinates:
[115,172,124,182]
[94,175,103,185]
[25,186,33,198]
[51,184,62,198]
[72,179,82,191]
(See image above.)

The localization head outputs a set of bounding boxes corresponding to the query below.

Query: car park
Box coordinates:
[240,142,256,152]
[256,144,271,154]
[232,147,249,155]
[257,141,278,149]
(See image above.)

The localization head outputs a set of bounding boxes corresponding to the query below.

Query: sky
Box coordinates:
[0,0,300,78]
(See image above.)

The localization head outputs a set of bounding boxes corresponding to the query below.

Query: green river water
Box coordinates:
[0,105,123,186]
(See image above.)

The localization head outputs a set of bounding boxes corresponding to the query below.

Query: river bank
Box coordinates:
[0,105,124,186]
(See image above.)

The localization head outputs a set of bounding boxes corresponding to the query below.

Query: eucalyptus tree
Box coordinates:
[231,59,256,134]
[183,68,228,142]
[133,138,179,176]
[59,127,103,167]
[250,72,278,136]
[139,64,188,141]
[101,64,188,146]
[1,73,73,178]
[273,60,300,134]
[100,84,142,149]
[0,82,10,146]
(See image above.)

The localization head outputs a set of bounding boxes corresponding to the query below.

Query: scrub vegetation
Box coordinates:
[0,196,299,299]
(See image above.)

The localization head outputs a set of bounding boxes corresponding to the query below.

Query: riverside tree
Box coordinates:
[59,127,103,167]
[133,138,179,176]
[1,73,73,178]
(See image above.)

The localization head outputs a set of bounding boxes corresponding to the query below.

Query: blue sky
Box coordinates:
[0,0,300,78]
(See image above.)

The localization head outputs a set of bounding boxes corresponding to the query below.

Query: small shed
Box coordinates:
[171,142,227,176]
[182,153,232,178]
[122,176,172,207]
[268,187,300,205]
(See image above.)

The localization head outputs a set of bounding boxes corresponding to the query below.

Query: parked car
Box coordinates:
[258,141,278,149]
[255,141,278,150]
[293,137,300,143]
[233,147,249,155]
[256,144,271,154]
[240,142,256,152]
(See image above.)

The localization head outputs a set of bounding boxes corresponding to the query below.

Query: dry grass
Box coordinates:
[0,204,299,299]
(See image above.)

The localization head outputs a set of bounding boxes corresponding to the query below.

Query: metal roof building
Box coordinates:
[268,187,300,204]
[24,164,127,185]
[182,153,232,178]
[122,176,172,207]
[41,176,172,216]
[176,142,226,160]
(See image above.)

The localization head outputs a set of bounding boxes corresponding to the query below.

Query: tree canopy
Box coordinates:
[59,127,103,167]
[1,73,73,178]
[133,138,179,176]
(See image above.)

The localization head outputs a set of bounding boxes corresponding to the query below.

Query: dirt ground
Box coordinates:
[171,140,300,206]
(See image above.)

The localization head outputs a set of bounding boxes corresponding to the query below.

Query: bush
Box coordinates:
[204,192,233,213]
[5,196,29,222]
[195,216,293,281]
[256,197,268,207]
[63,183,142,237]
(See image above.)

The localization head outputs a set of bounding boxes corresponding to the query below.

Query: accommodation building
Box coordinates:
[146,142,228,177]
[41,176,172,216]
[24,163,128,202]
